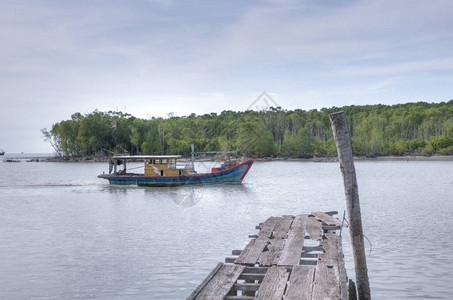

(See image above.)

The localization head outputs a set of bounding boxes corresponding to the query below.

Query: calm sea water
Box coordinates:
[0,156,452,299]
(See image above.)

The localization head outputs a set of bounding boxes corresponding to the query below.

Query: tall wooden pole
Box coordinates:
[329,111,371,299]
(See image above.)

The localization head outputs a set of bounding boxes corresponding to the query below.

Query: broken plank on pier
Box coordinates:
[312,211,345,228]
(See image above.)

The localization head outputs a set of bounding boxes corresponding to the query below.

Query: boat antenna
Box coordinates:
[191,143,195,170]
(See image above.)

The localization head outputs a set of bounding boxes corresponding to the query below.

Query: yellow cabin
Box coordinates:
[144,156,192,177]
[109,155,193,177]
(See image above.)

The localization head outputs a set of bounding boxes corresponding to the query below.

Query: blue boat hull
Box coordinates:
[98,159,254,187]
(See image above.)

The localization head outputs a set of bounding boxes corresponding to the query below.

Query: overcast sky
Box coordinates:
[1,0,452,153]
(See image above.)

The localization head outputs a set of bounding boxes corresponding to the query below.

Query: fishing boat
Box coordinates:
[98,154,254,186]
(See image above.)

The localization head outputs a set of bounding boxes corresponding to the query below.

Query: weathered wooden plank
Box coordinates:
[337,236,349,300]
[312,265,341,299]
[233,282,260,292]
[187,262,224,300]
[273,216,294,239]
[302,245,324,253]
[324,211,339,216]
[301,253,318,258]
[306,216,323,240]
[224,296,254,300]
[323,225,341,231]
[278,215,308,266]
[257,238,286,266]
[243,267,268,274]
[238,272,266,281]
[255,266,289,300]
[284,265,315,300]
[190,264,245,300]
[258,217,279,239]
[318,232,339,267]
[234,238,269,265]
[299,259,318,266]
[312,211,344,227]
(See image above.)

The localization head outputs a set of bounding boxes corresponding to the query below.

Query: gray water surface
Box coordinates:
[0,159,452,299]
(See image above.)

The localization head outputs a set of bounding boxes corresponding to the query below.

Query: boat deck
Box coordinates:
[187,212,353,300]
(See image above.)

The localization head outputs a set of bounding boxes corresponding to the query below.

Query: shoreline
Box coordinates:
[257,155,453,162]
[3,153,453,163]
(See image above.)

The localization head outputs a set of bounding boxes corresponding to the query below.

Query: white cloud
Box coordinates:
[341,58,453,77]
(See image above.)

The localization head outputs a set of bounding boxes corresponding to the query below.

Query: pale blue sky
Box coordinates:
[1,0,452,153]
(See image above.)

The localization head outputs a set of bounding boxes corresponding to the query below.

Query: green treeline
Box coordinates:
[42,101,453,157]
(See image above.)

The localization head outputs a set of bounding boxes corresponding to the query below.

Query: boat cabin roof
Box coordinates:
[111,155,181,160]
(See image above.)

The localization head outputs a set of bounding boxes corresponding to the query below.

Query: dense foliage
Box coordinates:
[42,101,453,157]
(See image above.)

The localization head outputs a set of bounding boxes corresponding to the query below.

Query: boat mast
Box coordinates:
[191,143,195,170]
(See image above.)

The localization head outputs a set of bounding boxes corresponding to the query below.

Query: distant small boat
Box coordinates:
[0,149,4,155]
[98,155,254,186]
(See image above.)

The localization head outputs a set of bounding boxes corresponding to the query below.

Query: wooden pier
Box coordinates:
[188,211,353,300]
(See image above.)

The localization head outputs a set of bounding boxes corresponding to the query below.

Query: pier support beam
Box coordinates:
[329,111,371,300]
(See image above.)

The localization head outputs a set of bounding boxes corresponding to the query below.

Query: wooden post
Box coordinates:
[329,111,371,300]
